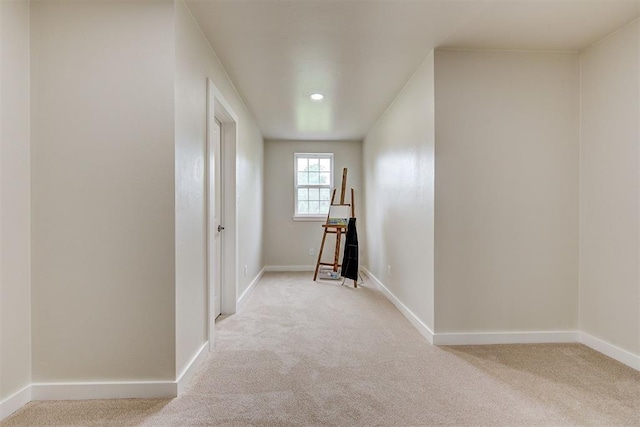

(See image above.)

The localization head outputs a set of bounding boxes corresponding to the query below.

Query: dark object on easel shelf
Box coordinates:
[341,217,358,281]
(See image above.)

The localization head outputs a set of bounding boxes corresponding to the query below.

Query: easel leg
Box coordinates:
[333,230,342,272]
[313,230,328,281]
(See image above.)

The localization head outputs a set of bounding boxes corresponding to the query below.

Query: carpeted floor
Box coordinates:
[3,271,640,426]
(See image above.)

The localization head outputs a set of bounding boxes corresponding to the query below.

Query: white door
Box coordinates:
[208,119,223,325]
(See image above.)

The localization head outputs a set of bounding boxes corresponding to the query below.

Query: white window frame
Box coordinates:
[293,153,334,221]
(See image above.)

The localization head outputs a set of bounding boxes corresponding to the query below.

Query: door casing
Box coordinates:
[206,78,238,350]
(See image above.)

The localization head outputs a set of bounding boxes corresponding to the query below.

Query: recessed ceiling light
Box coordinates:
[310,93,324,101]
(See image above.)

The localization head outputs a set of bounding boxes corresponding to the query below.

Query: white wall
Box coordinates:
[1,0,31,402]
[30,0,176,381]
[264,140,362,269]
[175,0,264,374]
[363,52,435,332]
[434,50,579,333]
[579,21,640,356]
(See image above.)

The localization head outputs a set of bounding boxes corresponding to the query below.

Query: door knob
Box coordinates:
[218,225,225,232]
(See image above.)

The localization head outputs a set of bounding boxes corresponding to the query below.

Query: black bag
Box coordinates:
[341,217,359,280]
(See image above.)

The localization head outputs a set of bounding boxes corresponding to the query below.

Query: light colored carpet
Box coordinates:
[3,271,640,426]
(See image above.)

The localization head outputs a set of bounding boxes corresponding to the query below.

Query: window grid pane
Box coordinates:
[308,172,320,185]
[297,172,308,185]
[308,188,320,201]
[320,172,330,185]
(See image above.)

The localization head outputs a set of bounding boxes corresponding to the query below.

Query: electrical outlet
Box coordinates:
[387,265,392,277]
[309,248,315,256]
[243,265,248,277]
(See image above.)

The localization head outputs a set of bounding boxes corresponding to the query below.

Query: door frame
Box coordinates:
[212,117,223,320]
[206,78,238,350]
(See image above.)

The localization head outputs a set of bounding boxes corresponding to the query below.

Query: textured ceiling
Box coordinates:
[186,1,640,141]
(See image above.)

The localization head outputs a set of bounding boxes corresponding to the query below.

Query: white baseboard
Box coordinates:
[2,342,210,419]
[238,267,265,308]
[360,268,640,372]
[361,267,578,348]
[579,332,640,371]
[176,341,209,395]
[361,267,435,344]
[31,380,176,401]
[0,384,31,421]
[433,331,578,346]
[264,265,314,272]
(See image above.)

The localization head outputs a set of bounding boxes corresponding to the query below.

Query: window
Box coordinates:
[294,153,333,218]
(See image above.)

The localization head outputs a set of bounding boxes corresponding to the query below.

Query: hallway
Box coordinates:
[3,272,640,426]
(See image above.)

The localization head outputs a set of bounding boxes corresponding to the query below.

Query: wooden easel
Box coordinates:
[313,168,357,287]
